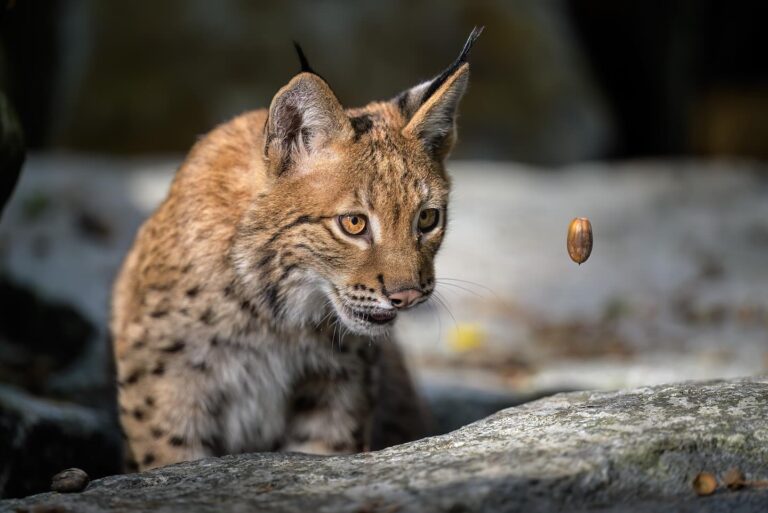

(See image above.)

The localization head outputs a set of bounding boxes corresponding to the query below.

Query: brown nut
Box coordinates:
[51,468,89,493]
[692,472,718,496]
[567,217,593,265]
[723,467,746,490]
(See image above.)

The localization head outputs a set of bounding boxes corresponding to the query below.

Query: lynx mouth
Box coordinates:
[327,286,399,334]
[350,308,397,325]
[333,300,398,334]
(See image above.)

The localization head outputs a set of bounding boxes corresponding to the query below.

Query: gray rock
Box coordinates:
[0,274,95,395]
[0,385,122,499]
[3,377,767,512]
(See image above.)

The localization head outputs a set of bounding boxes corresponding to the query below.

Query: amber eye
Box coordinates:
[417,209,440,233]
[339,214,368,236]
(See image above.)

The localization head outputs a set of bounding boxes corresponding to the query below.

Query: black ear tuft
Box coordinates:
[459,26,485,63]
[293,41,318,75]
[422,26,484,104]
[397,27,482,160]
[394,26,483,121]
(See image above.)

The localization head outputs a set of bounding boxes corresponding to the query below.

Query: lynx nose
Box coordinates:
[387,288,424,309]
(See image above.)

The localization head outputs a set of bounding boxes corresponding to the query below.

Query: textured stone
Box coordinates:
[0,385,122,499]
[0,275,95,394]
[50,468,90,494]
[3,377,767,512]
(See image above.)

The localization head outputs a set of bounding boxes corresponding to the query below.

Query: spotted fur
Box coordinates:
[111,29,481,470]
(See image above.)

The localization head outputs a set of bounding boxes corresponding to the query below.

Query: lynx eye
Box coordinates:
[339,214,368,236]
[417,208,440,233]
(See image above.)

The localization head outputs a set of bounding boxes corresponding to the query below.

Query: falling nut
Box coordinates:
[693,472,718,496]
[723,468,746,490]
[51,468,89,493]
[567,217,593,265]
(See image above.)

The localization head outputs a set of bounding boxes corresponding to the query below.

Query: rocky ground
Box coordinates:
[3,377,767,513]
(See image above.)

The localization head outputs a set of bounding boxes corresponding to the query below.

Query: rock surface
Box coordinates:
[3,377,767,512]
[0,274,96,397]
[0,385,122,499]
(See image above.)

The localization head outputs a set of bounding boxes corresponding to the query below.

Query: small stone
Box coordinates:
[51,468,90,493]
[723,467,745,490]
[692,472,717,496]
[567,217,593,265]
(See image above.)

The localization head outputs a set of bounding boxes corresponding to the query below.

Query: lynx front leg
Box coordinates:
[281,356,375,454]
[122,417,210,472]
[118,370,220,471]
[370,339,430,449]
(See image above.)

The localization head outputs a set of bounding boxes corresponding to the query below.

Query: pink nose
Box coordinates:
[387,288,424,309]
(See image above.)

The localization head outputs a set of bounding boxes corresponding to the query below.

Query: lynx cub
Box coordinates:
[111,28,482,470]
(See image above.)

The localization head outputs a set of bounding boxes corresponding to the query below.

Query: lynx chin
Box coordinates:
[111,27,483,471]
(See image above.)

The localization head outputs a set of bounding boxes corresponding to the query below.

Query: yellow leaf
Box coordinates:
[448,323,486,352]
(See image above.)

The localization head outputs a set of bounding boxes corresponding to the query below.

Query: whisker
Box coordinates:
[331,318,340,351]
[340,322,349,344]
[431,290,459,333]
[435,277,499,299]
[427,299,443,347]
[434,281,483,298]
[316,299,336,328]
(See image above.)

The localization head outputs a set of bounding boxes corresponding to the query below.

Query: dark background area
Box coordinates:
[2,0,767,164]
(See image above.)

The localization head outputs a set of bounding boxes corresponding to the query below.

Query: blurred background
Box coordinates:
[1,0,767,499]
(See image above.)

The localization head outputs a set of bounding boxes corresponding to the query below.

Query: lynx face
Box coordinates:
[260,126,450,337]
[232,29,481,336]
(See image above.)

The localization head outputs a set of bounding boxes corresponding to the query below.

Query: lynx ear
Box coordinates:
[397,27,483,160]
[264,71,353,176]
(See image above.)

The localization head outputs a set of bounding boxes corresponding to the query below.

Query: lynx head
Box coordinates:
[234,28,482,336]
